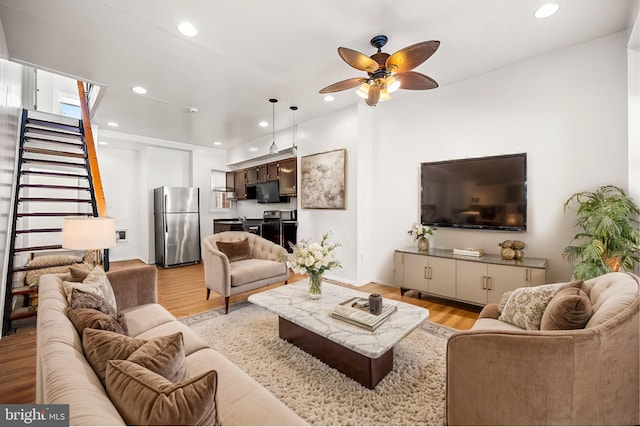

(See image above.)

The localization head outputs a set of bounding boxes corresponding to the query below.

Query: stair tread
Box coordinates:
[19,197,93,203]
[21,170,88,179]
[20,184,91,191]
[17,212,91,217]
[24,134,84,146]
[15,228,62,234]
[14,244,63,253]
[26,118,81,134]
[10,307,38,321]
[22,158,86,168]
[22,147,85,158]
[11,286,37,295]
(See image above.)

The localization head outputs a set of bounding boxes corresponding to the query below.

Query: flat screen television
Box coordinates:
[256,180,281,203]
[421,153,527,231]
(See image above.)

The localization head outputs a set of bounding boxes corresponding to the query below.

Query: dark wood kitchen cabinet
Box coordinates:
[225,172,234,191]
[278,158,297,196]
[245,166,258,186]
[234,170,247,199]
[258,162,279,183]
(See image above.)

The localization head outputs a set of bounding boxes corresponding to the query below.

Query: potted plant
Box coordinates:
[563,185,640,280]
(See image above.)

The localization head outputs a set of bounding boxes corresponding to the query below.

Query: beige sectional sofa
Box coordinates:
[36,265,306,426]
[446,271,640,426]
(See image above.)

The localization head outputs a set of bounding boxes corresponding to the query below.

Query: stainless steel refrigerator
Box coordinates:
[154,186,201,267]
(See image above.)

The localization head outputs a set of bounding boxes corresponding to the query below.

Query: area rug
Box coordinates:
[181,302,455,426]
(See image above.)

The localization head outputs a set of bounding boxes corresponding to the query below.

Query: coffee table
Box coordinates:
[248,280,429,388]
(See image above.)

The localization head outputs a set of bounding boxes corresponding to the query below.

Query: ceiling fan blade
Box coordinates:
[319,77,367,94]
[386,41,440,73]
[366,85,381,106]
[338,47,380,73]
[396,71,438,90]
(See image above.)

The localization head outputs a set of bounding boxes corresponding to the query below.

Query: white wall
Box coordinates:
[371,32,629,284]
[96,130,227,264]
[0,18,24,335]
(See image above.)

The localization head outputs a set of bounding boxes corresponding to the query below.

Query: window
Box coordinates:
[211,170,232,210]
[60,102,81,119]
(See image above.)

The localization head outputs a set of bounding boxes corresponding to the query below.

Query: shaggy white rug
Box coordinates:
[181,302,454,426]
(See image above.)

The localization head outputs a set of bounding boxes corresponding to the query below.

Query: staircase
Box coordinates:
[2,108,100,335]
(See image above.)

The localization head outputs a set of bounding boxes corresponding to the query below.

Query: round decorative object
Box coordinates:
[512,240,525,250]
[309,273,322,300]
[501,247,516,260]
[514,249,524,260]
[417,238,430,252]
[499,240,513,248]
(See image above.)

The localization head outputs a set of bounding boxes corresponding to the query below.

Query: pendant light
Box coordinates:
[269,98,278,155]
[290,105,298,157]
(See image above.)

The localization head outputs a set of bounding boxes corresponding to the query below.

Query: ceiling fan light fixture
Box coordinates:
[386,75,400,93]
[380,88,392,102]
[356,83,370,99]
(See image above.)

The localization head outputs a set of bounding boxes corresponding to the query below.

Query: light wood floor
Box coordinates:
[0,260,480,404]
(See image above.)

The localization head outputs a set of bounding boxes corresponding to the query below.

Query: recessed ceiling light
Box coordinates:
[323,95,335,102]
[213,141,222,146]
[106,121,119,127]
[189,107,199,113]
[534,3,559,18]
[132,86,147,95]
[249,147,258,152]
[259,121,269,128]
[177,22,198,37]
[98,141,109,146]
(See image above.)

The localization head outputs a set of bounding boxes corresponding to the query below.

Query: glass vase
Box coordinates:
[417,237,430,251]
[309,272,322,300]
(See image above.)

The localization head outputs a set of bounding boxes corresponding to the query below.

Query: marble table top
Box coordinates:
[248,280,429,358]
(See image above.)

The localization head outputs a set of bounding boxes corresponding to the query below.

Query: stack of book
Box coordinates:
[331,297,397,331]
[453,248,485,257]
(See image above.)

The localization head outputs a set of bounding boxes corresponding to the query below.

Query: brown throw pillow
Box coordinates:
[68,308,124,336]
[126,332,188,383]
[70,289,128,335]
[216,239,252,262]
[540,287,593,330]
[63,265,118,311]
[83,328,147,384]
[106,360,219,426]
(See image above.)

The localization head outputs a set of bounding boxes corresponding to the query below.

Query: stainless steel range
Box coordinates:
[262,210,297,252]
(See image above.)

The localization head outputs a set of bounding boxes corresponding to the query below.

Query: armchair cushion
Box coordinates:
[216,239,252,262]
[498,280,583,330]
[230,259,288,287]
[541,287,592,330]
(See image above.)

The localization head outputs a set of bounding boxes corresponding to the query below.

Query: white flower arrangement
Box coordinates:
[285,233,342,276]
[408,224,436,241]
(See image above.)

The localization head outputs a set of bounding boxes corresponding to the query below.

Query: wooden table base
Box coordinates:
[278,317,393,389]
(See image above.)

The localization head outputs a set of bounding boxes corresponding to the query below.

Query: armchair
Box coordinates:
[202,231,289,313]
[446,272,639,425]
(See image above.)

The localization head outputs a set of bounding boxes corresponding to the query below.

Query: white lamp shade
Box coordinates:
[63,217,116,250]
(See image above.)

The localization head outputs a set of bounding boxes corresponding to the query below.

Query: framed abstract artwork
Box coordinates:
[300,148,346,209]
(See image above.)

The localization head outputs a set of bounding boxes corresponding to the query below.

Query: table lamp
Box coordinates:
[62,216,116,269]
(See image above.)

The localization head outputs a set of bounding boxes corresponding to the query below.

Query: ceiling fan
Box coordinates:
[320,35,440,106]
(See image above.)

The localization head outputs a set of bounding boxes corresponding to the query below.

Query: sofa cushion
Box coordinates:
[541,287,592,330]
[127,332,188,383]
[230,259,288,287]
[83,328,147,384]
[106,360,219,426]
[70,289,127,334]
[216,238,252,262]
[499,281,583,330]
[69,307,125,336]
[584,272,639,328]
[63,265,118,311]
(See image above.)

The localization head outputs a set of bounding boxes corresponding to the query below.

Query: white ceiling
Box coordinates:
[0,0,634,149]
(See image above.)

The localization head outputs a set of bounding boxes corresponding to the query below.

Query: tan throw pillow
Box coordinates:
[106,360,219,426]
[216,238,252,262]
[69,308,125,336]
[63,265,118,311]
[126,332,188,384]
[83,328,147,384]
[70,289,127,335]
[69,266,92,282]
[499,281,584,330]
[540,287,592,330]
